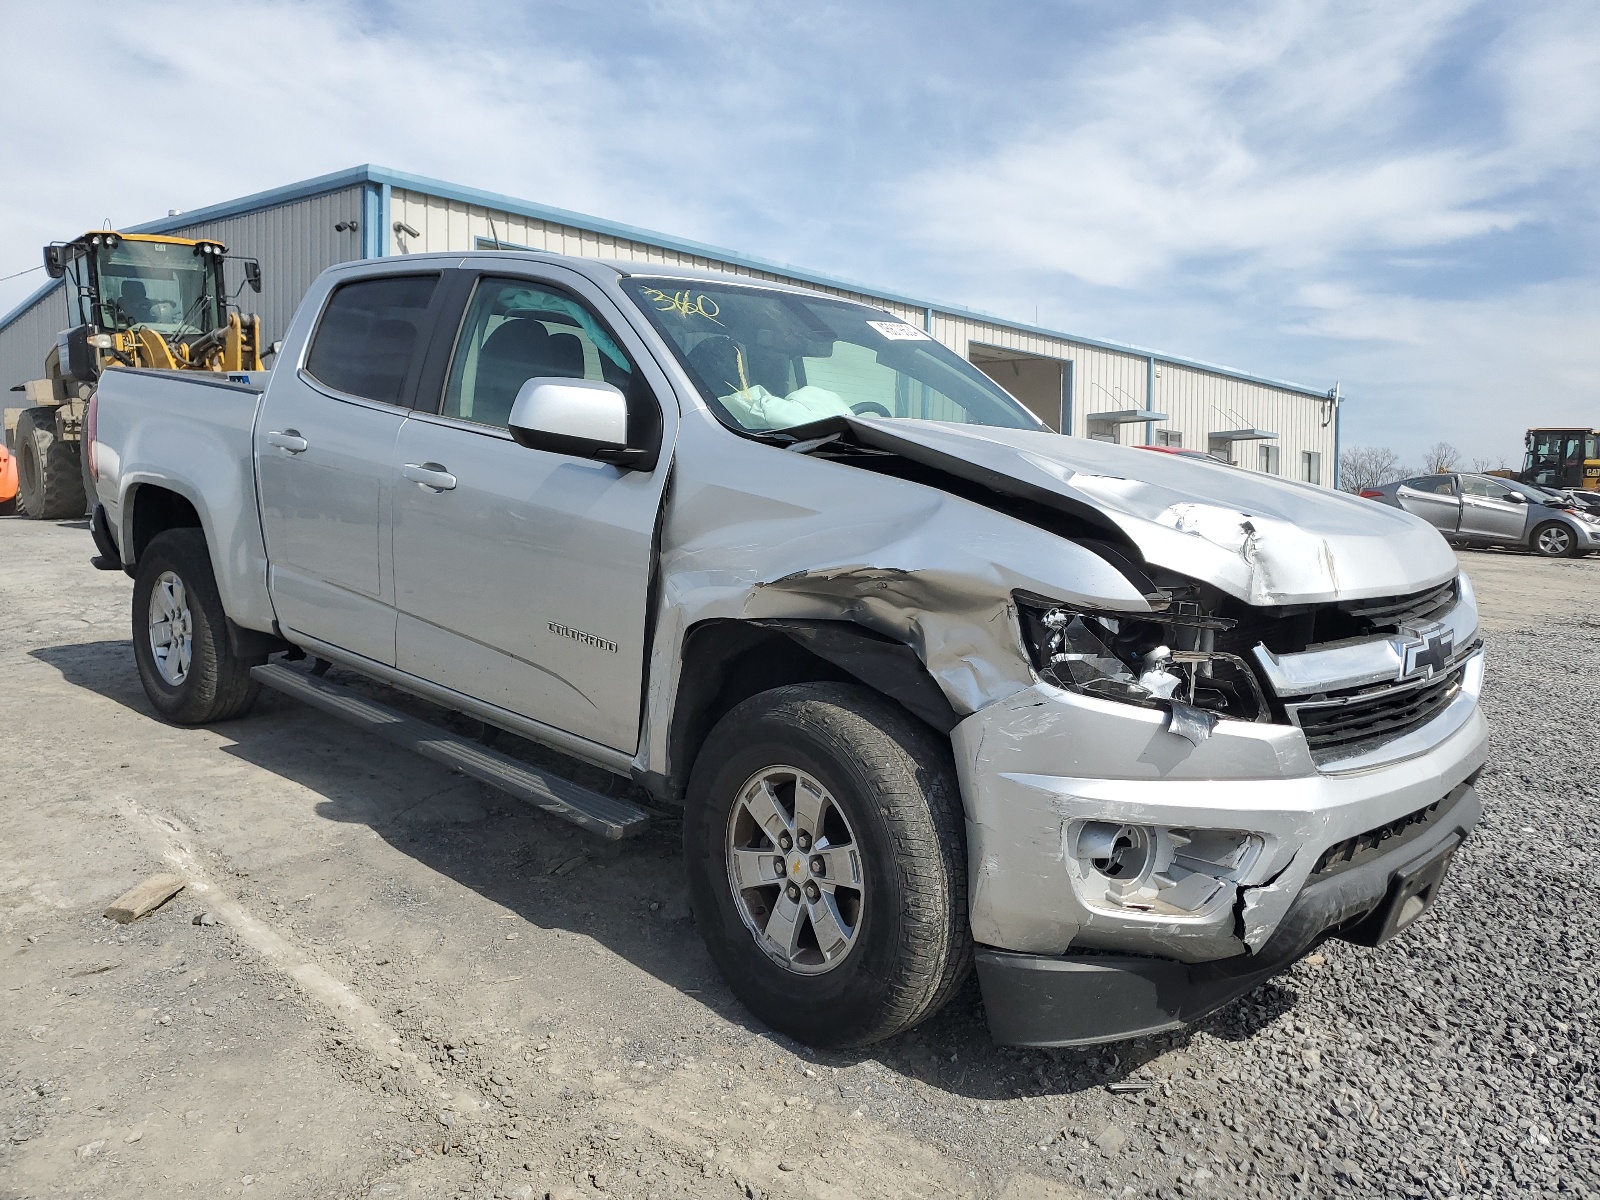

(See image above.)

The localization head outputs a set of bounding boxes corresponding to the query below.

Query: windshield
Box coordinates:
[624,278,1043,435]
[92,240,221,335]
[1503,478,1562,501]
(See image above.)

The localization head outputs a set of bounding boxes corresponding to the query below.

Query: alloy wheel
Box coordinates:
[725,765,864,974]
[1537,526,1573,556]
[148,569,194,685]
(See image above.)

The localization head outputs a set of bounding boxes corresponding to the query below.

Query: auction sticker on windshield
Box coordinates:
[867,320,930,341]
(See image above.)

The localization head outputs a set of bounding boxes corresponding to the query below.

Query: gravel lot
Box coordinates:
[2,517,1596,1200]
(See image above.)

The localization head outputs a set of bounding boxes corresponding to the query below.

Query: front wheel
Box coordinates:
[684,683,970,1048]
[132,528,263,724]
[1531,521,1580,558]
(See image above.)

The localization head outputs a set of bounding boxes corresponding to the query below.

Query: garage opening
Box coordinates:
[969,345,1068,432]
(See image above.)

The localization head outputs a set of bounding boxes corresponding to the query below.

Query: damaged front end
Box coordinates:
[648,402,1487,1047]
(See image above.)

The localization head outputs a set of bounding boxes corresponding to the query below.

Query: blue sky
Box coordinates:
[3,0,1596,467]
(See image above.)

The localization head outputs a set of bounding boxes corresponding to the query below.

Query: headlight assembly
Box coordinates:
[1016,595,1269,734]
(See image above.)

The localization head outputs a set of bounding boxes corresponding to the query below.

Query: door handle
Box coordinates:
[266,430,308,454]
[403,462,457,492]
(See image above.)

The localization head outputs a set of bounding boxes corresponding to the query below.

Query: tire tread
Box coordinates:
[132,528,261,724]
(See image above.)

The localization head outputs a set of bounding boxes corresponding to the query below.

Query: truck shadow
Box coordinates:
[31,640,1297,1102]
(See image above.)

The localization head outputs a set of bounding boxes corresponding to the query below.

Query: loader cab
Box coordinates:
[45,232,231,340]
[1523,428,1600,492]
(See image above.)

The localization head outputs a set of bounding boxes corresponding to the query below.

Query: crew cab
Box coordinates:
[86,251,1487,1048]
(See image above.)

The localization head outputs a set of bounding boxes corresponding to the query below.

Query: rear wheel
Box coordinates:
[1531,521,1579,558]
[15,407,86,520]
[132,528,263,724]
[684,682,970,1048]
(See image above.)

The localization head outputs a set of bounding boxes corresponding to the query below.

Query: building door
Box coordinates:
[388,269,673,754]
[968,346,1066,432]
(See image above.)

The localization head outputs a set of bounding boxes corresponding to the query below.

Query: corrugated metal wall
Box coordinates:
[0,288,70,394]
[0,186,364,396]
[157,186,366,347]
[388,186,1335,481]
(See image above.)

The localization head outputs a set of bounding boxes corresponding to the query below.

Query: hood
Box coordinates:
[834,419,1457,607]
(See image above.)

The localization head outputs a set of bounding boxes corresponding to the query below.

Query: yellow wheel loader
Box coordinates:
[3,231,268,519]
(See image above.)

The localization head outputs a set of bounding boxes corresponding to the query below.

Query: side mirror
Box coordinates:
[43,244,67,279]
[508,378,651,469]
[262,340,284,361]
[244,259,262,293]
[1505,492,1526,503]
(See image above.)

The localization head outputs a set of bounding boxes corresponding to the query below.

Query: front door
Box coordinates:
[389,270,673,753]
[1394,475,1460,532]
[1458,476,1530,542]
[256,272,442,664]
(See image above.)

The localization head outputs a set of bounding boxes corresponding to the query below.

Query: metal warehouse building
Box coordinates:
[0,164,1339,483]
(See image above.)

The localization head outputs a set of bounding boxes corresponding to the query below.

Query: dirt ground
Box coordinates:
[2,516,1594,1200]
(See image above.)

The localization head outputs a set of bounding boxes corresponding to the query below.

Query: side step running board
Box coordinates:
[251,663,650,840]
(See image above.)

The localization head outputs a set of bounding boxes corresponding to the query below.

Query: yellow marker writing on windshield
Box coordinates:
[641,288,721,324]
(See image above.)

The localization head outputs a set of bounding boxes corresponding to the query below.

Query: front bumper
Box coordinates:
[975,780,1479,1046]
[952,653,1486,962]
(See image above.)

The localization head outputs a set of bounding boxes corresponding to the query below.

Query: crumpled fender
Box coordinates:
[636,431,1153,777]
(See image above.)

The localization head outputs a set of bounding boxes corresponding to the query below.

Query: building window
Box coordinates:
[1301,451,1322,485]
[1156,429,1183,448]
[1258,444,1281,474]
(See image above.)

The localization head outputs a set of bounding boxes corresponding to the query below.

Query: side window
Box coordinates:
[1404,475,1455,495]
[1462,477,1510,499]
[442,277,633,429]
[304,275,438,404]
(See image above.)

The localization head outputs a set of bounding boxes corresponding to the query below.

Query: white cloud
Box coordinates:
[901,0,1550,287]
[0,0,705,315]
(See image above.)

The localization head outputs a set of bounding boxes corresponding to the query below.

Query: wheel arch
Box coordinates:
[649,617,961,805]
[124,481,205,570]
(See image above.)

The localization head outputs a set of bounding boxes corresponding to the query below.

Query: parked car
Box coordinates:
[1559,488,1600,517]
[1134,444,1230,464]
[88,251,1486,1049]
[1362,472,1600,558]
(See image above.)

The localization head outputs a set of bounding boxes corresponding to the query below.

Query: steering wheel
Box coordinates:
[851,401,893,418]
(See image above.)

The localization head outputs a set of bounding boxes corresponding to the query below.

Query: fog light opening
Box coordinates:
[1078,822,1154,884]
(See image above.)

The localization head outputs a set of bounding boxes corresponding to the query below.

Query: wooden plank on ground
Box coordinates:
[103,873,185,924]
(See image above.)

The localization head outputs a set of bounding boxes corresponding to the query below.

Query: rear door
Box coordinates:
[1393,475,1460,532]
[255,271,444,665]
[1458,476,1531,542]
[389,266,675,753]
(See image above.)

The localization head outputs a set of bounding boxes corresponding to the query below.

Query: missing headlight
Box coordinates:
[1017,596,1268,723]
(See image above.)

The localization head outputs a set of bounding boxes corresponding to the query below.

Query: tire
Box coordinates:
[14,406,87,520]
[1530,521,1580,558]
[684,682,970,1048]
[131,528,263,724]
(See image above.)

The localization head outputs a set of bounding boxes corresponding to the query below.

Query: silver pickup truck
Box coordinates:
[87,251,1486,1049]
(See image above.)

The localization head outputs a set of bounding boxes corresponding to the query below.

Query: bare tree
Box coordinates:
[1422,441,1461,474]
[1470,455,1510,473]
[1339,445,1407,493]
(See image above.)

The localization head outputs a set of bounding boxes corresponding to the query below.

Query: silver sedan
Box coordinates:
[1361,472,1600,558]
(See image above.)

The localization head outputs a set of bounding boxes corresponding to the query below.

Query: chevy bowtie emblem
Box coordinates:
[1397,625,1453,680]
